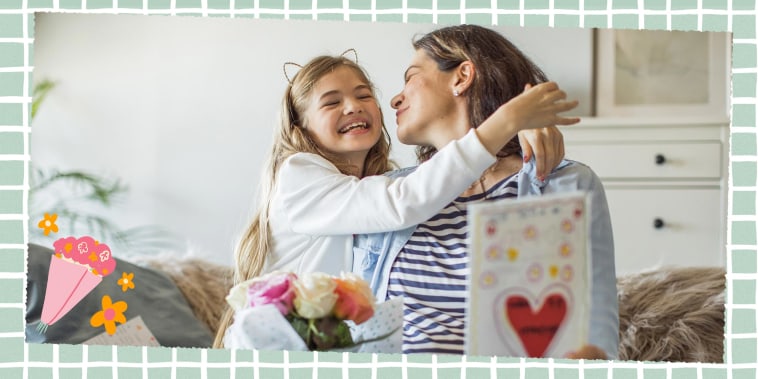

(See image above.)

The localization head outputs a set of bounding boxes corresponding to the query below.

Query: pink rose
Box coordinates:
[247,271,298,316]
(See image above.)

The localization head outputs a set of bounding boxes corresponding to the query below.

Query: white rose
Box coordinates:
[226,277,258,311]
[292,272,338,319]
[225,270,288,311]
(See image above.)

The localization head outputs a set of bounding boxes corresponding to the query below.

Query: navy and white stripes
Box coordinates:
[387,174,520,354]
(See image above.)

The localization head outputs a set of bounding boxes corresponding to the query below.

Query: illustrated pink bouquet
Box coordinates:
[225,271,401,352]
[37,236,117,333]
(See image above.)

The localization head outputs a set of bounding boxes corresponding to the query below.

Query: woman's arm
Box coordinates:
[583,167,619,359]
[545,162,618,360]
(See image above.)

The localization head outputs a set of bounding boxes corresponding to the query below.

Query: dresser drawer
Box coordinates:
[567,142,722,180]
[605,188,724,275]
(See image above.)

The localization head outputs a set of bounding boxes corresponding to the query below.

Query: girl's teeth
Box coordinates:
[340,123,367,133]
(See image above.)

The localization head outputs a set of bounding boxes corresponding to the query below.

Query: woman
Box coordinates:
[354,24,618,359]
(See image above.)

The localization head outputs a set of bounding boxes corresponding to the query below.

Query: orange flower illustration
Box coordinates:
[90,295,127,335]
[118,272,135,292]
[37,213,59,236]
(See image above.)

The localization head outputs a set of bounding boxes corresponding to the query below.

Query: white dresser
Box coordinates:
[563,117,730,275]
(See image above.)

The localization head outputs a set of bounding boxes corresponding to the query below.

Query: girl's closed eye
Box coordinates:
[321,99,340,108]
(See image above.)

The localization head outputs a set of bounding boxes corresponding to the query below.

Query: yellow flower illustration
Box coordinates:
[507,248,519,262]
[90,295,127,335]
[487,247,502,260]
[560,243,572,257]
[549,265,559,279]
[119,272,135,292]
[37,213,59,236]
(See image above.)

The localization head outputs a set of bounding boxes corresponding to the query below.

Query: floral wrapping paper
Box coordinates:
[225,297,403,353]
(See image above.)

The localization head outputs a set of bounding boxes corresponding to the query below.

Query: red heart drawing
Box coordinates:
[504,293,567,357]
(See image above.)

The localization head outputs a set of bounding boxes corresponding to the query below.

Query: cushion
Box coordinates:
[25,243,214,347]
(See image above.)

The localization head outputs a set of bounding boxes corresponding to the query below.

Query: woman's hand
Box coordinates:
[518,126,565,181]
[564,344,607,360]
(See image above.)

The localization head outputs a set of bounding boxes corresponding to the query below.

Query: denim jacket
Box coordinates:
[352,159,620,359]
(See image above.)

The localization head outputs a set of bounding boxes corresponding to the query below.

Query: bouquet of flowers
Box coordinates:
[37,236,117,333]
[224,271,401,352]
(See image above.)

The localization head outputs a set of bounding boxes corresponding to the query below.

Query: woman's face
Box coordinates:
[390,50,460,147]
[302,65,383,166]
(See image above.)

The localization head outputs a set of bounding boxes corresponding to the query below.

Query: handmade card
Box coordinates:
[465,192,591,358]
[83,316,159,347]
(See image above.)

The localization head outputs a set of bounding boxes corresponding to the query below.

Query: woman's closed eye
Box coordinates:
[404,70,418,83]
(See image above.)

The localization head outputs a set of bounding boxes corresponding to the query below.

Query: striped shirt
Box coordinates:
[386,174,520,354]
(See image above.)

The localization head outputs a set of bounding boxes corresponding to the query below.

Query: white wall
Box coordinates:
[31,13,593,265]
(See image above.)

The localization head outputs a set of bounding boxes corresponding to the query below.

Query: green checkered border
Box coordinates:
[1,1,756,378]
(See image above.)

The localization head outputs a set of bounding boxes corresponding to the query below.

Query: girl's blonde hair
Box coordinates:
[213,55,393,348]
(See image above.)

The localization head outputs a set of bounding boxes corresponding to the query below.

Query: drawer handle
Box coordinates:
[655,154,666,165]
[653,218,665,229]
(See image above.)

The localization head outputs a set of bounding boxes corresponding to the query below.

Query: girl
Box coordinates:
[355,25,618,359]
[214,53,578,348]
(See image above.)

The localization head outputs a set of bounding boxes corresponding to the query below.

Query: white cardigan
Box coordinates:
[263,129,496,276]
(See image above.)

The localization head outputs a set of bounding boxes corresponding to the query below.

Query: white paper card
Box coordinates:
[83,315,160,347]
[465,192,591,357]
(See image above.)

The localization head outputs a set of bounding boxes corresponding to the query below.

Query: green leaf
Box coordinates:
[31,79,56,121]
[288,315,311,347]
[29,168,129,205]
[28,165,181,255]
[286,314,401,352]
[332,320,354,348]
[310,317,354,351]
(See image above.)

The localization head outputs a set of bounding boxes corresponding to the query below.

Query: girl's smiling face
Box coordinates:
[302,65,383,168]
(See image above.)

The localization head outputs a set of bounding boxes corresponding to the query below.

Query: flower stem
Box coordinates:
[308,318,318,349]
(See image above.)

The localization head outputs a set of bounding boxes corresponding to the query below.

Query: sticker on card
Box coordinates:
[465,192,591,358]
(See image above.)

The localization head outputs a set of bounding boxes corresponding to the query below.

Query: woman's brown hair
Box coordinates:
[412,24,548,162]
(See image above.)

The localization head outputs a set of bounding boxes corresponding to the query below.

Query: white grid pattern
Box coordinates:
[0,0,754,378]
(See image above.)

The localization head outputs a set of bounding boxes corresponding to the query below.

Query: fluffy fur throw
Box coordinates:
[147,260,725,362]
[143,258,234,335]
[616,267,725,363]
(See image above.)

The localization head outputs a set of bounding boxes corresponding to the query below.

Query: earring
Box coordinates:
[453,89,460,97]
